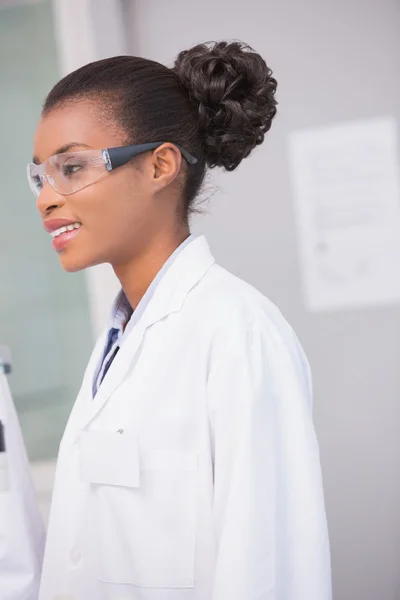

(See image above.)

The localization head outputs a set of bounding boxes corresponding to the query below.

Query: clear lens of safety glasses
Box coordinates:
[27,143,198,198]
[27,150,108,198]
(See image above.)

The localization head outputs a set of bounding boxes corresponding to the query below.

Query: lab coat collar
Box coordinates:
[137,234,214,325]
[66,235,215,434]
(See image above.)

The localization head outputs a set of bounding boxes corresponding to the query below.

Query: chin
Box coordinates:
[58,251,101,273]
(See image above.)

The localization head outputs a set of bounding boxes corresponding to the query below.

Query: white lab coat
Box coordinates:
[0,370,45,600]
[39,236,331,600]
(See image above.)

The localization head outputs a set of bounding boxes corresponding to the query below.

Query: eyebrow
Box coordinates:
[32,142,92,165]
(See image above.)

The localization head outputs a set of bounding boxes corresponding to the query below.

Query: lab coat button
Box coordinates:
[70,547,82,566]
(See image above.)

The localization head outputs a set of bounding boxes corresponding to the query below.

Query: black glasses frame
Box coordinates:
[104,142,198,171]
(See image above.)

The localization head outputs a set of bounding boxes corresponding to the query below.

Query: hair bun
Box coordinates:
[173,41,277,171]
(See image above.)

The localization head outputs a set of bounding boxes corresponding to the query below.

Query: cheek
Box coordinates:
[103,171,153,231]
[73,177,134,229]
[75,175,149,246]
[57,171,153,271]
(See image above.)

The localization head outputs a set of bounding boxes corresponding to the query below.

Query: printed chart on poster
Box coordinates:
[288,116,400,312]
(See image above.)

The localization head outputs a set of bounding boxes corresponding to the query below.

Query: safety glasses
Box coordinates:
[27,142,198,198]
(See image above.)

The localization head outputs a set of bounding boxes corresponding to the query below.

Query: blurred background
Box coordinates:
[0,0,399,598]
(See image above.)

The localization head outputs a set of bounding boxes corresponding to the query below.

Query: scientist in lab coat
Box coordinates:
[28,41,331,600]
[0,351,45,600]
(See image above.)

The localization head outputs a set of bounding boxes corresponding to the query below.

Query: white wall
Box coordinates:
[122,1,400,599]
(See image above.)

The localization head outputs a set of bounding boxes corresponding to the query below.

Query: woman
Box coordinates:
[29,41,331,600]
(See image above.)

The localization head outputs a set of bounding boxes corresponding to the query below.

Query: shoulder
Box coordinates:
[188,263,312,402]
[191,262,296,344]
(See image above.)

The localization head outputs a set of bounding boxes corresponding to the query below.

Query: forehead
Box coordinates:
[33,99,126,162]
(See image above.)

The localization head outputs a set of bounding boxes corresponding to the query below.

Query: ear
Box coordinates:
[150,143,183,191]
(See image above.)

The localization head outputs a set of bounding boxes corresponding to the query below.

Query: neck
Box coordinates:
[113,226,190,309]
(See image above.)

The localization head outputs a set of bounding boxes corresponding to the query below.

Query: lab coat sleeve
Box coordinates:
[207,316,332,600]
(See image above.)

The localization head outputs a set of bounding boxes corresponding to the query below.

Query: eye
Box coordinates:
[62,163,83,176]
[33,174,43,189]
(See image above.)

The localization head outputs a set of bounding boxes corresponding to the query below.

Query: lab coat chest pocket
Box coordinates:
[79,431,197,589]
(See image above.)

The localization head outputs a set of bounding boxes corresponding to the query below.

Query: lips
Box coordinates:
[43,218,82,252]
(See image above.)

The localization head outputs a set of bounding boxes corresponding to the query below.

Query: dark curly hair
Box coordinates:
[43,41,278,219]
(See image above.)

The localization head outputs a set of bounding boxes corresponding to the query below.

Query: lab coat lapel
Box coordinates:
[76,236,215,431]
[61,328,108,440]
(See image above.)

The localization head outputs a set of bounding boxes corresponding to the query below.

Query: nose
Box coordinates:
[36,182,66,218]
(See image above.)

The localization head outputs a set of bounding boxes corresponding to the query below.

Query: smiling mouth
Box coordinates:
[50,222,81,238]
